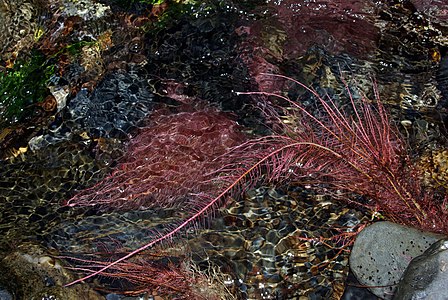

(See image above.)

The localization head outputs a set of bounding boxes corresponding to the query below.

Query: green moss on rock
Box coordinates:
[0,52,55,128]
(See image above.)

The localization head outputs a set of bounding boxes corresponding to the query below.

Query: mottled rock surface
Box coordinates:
[350,221,445,299]
[394,238,448,300]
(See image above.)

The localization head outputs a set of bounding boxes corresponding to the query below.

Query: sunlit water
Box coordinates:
[0,0,447,299]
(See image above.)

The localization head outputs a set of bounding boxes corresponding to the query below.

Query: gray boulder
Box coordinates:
[393,238,448,300]
[350,221,445,299]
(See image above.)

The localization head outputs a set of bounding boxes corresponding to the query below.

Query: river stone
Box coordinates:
[67,71,154,139]
[0,288,13,300]
[349,221,445,300]
[0,242,103,299]
[393,238,448,300]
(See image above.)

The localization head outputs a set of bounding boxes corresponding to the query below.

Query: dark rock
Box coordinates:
[393,238,448,300]
[68,70,154,139]
[106,294,121,300]
[349,221,445,299]
[0,288,13,300]
[342,271,379,300]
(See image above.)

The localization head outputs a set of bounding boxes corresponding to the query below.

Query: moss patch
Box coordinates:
[0,52,55,128]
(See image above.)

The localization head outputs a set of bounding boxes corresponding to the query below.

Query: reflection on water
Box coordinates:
[0,0,447,298]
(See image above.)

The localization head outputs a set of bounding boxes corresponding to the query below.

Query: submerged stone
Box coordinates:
[0,288,13,300]
[0,0,44,61]
[0,242,103,299]
[67,70,154,139]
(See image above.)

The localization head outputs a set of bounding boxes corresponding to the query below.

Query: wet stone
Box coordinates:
[0,141,110,249]
[0,288,13,300]
[350,221,446,300]
[60,0,110,21]
[0,242,103,299]
[26,70,153,151]
[67,70,154,139]
[394,238,448,300]
[48,207,188,253]
[0,0,43,61]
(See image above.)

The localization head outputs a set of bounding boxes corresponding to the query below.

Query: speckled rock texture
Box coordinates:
[350,221,446,300]
[393,238,448,300]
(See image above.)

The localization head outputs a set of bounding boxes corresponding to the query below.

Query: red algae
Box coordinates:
[64,74,448,290]
[65,104,245,210]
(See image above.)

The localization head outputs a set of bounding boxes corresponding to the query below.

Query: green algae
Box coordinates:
[139,0,165,4]
[108,0,165,9]
[146,1,225,32]
[0,41,97,129]
[0,52,55,128]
